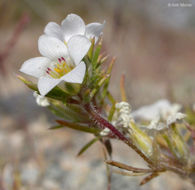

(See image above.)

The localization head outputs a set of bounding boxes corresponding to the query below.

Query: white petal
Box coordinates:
[44,22,63,41]
[85,21,105,42]
[61,14,85,42]
[132,99,171,120]
[38,77,61,96]
[67,35,91,65]
[61,61,86,83]
[20,57,50,78]
[38,35,68,60]
[37,62,86,96]
[167,113,186,126]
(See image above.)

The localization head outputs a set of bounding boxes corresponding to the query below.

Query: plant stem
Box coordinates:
[84,102,154,167]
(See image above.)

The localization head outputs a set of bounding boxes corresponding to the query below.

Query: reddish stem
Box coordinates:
[84,102,153,166]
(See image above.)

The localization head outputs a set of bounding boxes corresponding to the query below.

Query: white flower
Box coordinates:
[100,102,133,136]
[132,99,182,121]
[20,34,91,96]
[114,102,134,128]
[161,103,181,120]
[44,13,105,43]
[33,91,50,107]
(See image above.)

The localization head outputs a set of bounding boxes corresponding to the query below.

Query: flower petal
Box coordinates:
[37,62,86,96]
[85,21,105,42]
[61,61,86,83]
[38,76,61,96]
[67,35,91,65]
[38,35,68,60]
[20,57,50,78]
[44,22,63,41]
[61,14,85,42]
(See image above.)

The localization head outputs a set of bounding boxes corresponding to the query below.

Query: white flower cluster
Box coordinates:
[20,14,105,96]
[113,102,134,128]
[132,99,182,121]
[100,101,134,136]
[133,99,186,131]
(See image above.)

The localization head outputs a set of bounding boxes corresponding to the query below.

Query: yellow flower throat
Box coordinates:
[46,57,73,78]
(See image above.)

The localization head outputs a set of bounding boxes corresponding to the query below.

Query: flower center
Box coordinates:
[46,57,73,78]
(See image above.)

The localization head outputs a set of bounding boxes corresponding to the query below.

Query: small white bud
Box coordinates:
[33,91,50,107]
[100,128,110,136]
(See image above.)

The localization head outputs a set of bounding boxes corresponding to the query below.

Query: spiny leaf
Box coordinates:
[92,38,102,68]
[77,137,100,156]
[89,76,108,99]
[88,37,95,60]
[17,75,37,91]
[107,92,116,121]
[56,120,100,134]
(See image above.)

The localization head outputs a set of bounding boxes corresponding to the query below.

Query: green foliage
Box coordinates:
[77,137,100,156]
[55,120,100,134]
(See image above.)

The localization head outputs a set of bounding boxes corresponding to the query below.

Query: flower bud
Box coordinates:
[130,122,153,157]
[168,125,188,160]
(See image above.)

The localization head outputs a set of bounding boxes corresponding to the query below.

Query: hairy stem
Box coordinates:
[84,102,154,167]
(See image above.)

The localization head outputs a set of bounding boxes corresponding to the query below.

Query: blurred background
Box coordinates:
[0,0,195,189]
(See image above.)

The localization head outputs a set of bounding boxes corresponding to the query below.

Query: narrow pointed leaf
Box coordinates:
[113,169,146,176]
[106,160,153,173]
[56,120,100,134]
[49,125,64,130]
[140,173,159,185]
[77,137,100,156]
[104,139,112,156]
[92,39,102,68]
[17,75,38,91]
[87,37,95,60]
[18,75,72,102]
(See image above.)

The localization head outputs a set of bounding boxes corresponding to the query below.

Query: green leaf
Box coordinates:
[92,39,102,69]
[87,38,95,60]
[107,91,116,121]
[77,137,100,156]
[56,120,100,134]
[65,104,90,121]
[17,75,38,91]
[46,86,70,102]
[49,125,64,130]
[18,75,71,102]
[103,139,112,156]
[49,105,74,121]
[50,103,90,123]
[64,83,81,95]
